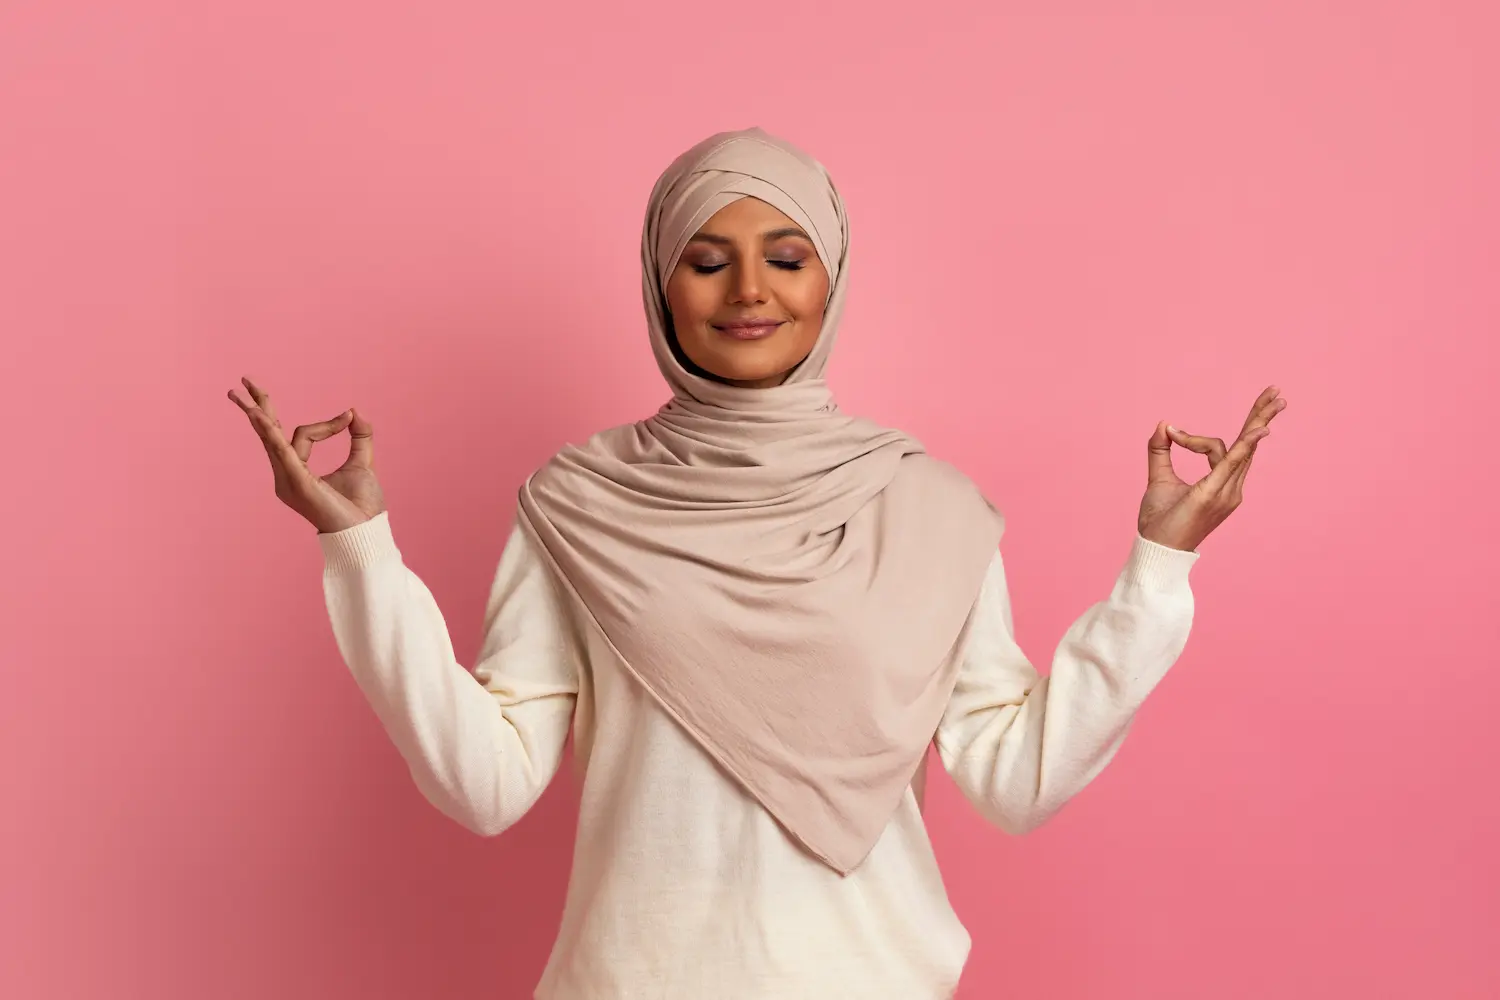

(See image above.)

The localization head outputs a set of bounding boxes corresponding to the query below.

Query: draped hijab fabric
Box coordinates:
[517,127,1004,874]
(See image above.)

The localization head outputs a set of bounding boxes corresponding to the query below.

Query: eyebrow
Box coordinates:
[687,226,815,246]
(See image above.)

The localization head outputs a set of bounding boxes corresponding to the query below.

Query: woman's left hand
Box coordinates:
[1137,385,1287,552]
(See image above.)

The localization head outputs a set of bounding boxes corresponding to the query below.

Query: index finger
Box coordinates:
[1201,425,1270,492]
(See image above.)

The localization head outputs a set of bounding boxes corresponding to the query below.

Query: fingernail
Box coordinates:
[1167,425,1178,433]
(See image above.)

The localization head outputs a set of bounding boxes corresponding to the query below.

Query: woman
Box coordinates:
[230,128,1284,998]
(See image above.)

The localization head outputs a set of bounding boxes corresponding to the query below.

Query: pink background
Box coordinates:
[3,2,1496,997]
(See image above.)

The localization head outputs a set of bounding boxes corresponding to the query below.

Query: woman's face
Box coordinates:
[664,197,830,388]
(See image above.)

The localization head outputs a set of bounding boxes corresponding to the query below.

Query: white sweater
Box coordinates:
[319,510,1198,999]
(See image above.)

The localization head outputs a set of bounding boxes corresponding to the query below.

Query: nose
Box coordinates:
[728,261,766,306]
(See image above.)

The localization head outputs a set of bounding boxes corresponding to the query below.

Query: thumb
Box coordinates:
[344,408,375,469]
[1147,421,1181,483]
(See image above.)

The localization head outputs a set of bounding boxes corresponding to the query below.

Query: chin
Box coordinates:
[686,338,800,386]
[726,369,794,387]
[703,354,799,386]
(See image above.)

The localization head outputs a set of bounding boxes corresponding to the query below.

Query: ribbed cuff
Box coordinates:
[1121,534,1199,592]
[318,511,401,575]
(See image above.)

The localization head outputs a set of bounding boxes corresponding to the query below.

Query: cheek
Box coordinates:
[665,273,715,331]
[786,271,830,327]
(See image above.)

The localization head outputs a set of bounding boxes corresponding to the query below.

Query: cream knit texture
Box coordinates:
[320,511,1197,999]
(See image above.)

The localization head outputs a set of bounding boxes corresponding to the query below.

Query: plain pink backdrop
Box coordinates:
[3,2,1496,997]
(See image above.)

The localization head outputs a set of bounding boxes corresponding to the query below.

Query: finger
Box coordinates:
[1239,386,1286,437]
[345,408,375,468]
[231,389,301,467]
[228,388,257,417]
[229,388,277,453]
[1165,426,1228,469]
[241,376,280,426]
[1203,426,1269,493]
[229,388,272,439]
[1223,391,1285,493]
[290,410,355,463]
[1250,384,1280,412]
[252,408,298,462]
[1228,427,1272,492]
[1260,393,1287,427]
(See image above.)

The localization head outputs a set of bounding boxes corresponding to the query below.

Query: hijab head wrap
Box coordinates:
[518,127,1003,874]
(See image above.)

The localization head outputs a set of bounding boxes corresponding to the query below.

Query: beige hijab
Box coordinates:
[517,127,1004,874]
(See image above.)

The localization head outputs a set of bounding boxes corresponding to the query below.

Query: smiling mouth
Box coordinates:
[713,320,784,340]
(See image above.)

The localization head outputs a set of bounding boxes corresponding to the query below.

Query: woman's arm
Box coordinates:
[935,537,1197,834]
[320,512,579,836]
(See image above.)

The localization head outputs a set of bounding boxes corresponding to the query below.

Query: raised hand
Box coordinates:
[1138,385,1286,552]
[228,377,385,534]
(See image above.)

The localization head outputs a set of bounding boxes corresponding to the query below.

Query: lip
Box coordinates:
[713,319,784,340]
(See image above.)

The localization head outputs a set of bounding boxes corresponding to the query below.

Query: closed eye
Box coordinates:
[691,260,807,275]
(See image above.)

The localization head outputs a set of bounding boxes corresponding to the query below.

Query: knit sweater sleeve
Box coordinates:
[318,512,579,836]
[935,536,1198,834]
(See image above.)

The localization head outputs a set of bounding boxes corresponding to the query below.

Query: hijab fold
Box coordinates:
[518,127,1003,874]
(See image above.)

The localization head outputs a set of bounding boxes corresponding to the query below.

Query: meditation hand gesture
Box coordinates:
[1138,385,1286,552]
[228,377,385,534]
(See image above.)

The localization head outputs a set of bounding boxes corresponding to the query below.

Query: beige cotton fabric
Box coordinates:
[516,127,1004,874]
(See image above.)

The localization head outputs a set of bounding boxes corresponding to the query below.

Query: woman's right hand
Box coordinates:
[229,376,386,534]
